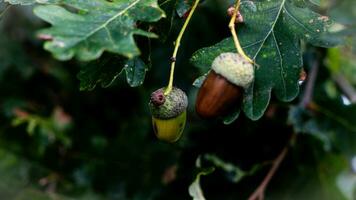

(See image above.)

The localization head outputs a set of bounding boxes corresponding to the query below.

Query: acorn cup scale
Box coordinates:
[149,87,188,143]
[196,53,254,118]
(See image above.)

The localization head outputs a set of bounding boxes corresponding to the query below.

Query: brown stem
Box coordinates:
[334,74,356,104]
[247,143,290,200]
[300,60,319,108]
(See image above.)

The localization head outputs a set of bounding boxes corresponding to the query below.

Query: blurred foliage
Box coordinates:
[188,157,215,200]
[0,0,355,200]
[32,0,165,61]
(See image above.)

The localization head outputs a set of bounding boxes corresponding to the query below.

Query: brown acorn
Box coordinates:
[196,53,254,118]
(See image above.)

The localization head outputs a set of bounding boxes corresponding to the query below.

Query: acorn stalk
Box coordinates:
[196,52,254,118]
[149,87,188,142]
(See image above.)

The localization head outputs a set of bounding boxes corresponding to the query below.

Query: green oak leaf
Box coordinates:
[222,107,240,125]
[33,0,165,61]
[4,0,37,5]
[188,167,214,200]
[176,0,193,17]
[78,56,147,91]
[78,56,125,91]
[329,0,356,51]
[3,0,58,5]
[309,0,321,6]
[204,154,263,183]
[190,0,339,120]
[176,0,205,17]
[188,156,215,200]
[124,57,148,87]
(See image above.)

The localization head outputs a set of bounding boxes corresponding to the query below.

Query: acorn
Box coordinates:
[149,87,188,142]
[196,52,254,118]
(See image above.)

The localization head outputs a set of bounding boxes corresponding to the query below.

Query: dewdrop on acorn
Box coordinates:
[195,52,254,118]
[149,87,188,143]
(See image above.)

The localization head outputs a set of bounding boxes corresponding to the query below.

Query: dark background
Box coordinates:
[0,0,355,199]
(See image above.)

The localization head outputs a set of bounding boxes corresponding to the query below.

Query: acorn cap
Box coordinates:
[149,87,188,119]
[211,52,254,88]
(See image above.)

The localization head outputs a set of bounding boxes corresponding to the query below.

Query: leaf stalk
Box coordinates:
[229,0,254,64]
[165,0,200,95]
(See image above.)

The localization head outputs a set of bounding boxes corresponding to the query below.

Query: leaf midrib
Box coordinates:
[82,0,140,44]
[246,0,287,116]
[271,30,287,96]
[252,0,286,59]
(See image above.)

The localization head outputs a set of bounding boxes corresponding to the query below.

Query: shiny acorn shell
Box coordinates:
[149,87,188,143]
[195,53,254,119]
[196,70,242,118]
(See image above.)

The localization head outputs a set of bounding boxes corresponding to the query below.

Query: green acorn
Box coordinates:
[149,87,188,143]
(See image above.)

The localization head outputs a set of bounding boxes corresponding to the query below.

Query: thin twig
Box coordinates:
[229,0,254,64]
[300,60,319,108]
[308,103,356,132]
[164,0,200,95]
[247,144,289,200]
[334,74,356,104]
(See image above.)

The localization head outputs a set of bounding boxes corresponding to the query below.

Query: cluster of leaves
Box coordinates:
[1,0,344,120]
[0,0,355,199]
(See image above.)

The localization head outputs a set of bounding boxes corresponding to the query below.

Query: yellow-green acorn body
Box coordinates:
[149,87,188,143]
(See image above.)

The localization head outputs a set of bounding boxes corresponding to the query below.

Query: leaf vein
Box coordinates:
[242,39,264,49]
[272,30,286,96]
[83,0,140,44]
[283,5,316,36]
[104,26,116,48]
[252,0,286,60]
